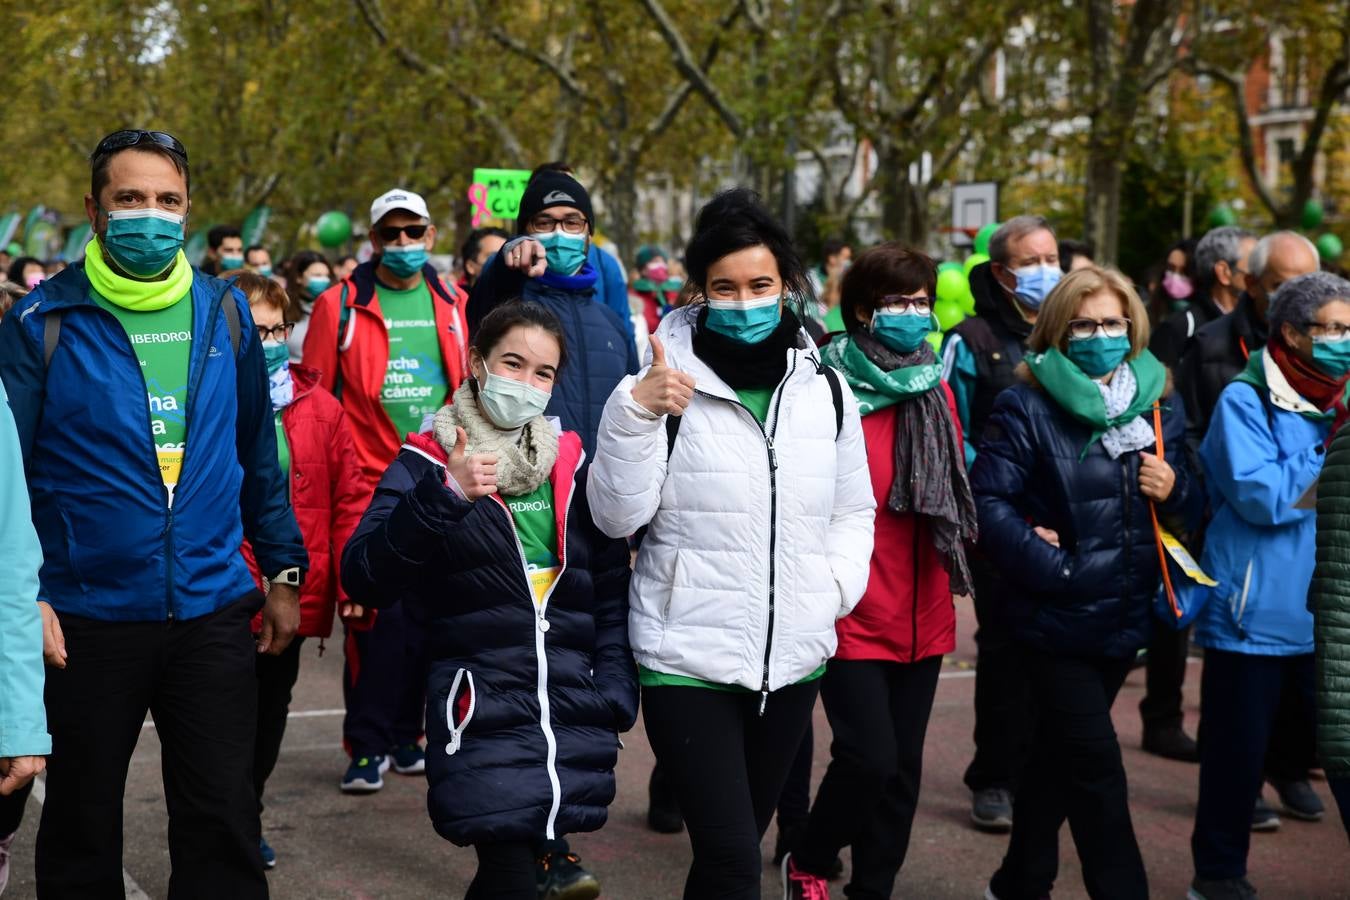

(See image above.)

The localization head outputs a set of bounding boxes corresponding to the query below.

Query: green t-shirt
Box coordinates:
[507,481,559,605]
[274,412,291,480]
[95,292,193,498]
[735,387,774,424]
[638,664,827,691]
[378,281,446,438]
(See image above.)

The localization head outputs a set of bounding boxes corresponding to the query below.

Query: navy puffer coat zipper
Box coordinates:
[970,374,1203,658]
[341,429,638,846]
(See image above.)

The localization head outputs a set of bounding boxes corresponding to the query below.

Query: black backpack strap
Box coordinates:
[221,288,241,356]
[43,310,62,369]
[665,413,682,459]
[821,365,844,439]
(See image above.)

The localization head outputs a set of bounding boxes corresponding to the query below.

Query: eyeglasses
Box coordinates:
[256,323,295,342]
[878,294,931,316]
[93,130,188,162]
[1067,317,1131,340]
[376,224,429,242]
[1306,322,1350,341]
[528,214,588,235]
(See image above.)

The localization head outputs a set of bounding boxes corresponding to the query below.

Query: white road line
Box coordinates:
[28,776,152,900]
[140,707,346,729]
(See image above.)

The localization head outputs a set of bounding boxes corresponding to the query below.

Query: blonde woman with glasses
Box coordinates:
[971,266,1203,900]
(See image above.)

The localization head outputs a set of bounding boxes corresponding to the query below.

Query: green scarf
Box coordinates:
[85,238,192,311]
[820,332,941,415]
[1024,347,1166,454]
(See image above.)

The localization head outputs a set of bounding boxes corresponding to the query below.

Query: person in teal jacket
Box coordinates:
[1185,271,1350,900]
[0,378,50,894]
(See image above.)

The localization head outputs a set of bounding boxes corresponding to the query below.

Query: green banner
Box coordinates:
[0,213,19,248]
[242,205,271,247]
[470,168,532,225]
[62,223,91,261]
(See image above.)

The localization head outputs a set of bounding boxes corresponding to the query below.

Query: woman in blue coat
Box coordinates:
[972,266,1201,900]
[0,377,50,893]
[342,300,638,900]
[1185,271,1350,900]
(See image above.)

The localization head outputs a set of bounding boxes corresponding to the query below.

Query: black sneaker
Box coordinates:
[1269,777,1324,821]
[1251,794,1281,832]
[536,849,600,900]
[971,788,1013,833]
[1142,723,1200,762]
[1187,875,1258,899]
[647,765,684,834]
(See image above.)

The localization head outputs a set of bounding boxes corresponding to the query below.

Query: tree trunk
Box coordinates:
[1084,125,1123,265]
[605,164,640,269]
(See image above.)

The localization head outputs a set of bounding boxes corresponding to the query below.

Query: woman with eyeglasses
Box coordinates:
[232,271,365,868]
[971,266,1201,900]
[282,250,334,363]
[1185,272,1350,900]
[586,188,875,899]
[779,243,976,899]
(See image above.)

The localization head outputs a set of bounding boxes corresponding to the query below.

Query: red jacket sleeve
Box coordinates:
[942,380,964,450]
[326,401,375,628]
[303,283,343,393]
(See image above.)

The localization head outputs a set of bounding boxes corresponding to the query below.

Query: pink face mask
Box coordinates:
[645,263,669,284]
[1162,270,1193,300]
[25,273,45,289]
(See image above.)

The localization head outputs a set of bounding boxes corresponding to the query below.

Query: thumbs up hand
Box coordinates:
[445,426,499,499]
[631,335,697,417]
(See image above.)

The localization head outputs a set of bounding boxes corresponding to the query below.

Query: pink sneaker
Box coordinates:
[782,853,831,900]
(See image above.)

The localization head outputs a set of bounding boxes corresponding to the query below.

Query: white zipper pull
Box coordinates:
[759,690,768,716]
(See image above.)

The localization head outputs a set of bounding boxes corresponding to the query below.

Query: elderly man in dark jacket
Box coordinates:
[466,172,638,457]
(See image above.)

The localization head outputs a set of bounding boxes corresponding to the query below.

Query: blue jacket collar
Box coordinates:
[537,262,598,293]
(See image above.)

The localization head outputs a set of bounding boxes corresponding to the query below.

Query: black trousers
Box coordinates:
[0,780,33,836]
[643,680,820,900]
[776,721,814,829]
[254,636,305,814]
[964,555,1033,793]
[1139,619,1190,729]
[342,601,425,757]
[465,841,536,899]
[989,650,1146,900]
[795,656,943,900]
[35,599,266,900]
[1192,650,1316,880]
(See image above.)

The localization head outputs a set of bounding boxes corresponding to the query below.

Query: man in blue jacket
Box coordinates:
[467,170,638,456]
[0,129,307,899]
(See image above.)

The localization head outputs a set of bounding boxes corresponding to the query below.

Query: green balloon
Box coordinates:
[936,268,968,306]
[934,299,964,331]
[925,330,944,353]
[958,283,976,315]
[1316,232,1344,261]
[1207,205,1237,228]
[316,210,352,248]
[1302,199,1326,230]
[973,222,999,256]
[5,242,22,257]
[964,252,990,275]
[937,260,963,275]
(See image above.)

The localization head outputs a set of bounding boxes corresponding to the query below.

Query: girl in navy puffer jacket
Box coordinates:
[972,267,1201,900]
[342,301,637,899]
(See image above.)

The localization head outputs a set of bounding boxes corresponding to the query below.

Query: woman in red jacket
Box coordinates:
[235,273,367,869]
[783,244,977,900]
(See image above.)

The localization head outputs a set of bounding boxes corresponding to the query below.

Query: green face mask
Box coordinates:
[1066,334,1131,378]
[1312,337,1350,378]
[102,208,185,278]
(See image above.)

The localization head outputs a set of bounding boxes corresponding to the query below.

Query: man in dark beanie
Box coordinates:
[466,170,637,459]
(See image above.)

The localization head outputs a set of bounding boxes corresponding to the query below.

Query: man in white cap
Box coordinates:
[303,188,469,794]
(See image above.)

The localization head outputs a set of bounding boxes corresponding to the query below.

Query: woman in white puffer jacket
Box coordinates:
[587,188,875,900]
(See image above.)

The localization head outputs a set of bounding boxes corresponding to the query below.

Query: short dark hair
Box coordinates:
[90,144,189,205]
[208,225,241,251]
[529,161,574,182]
[839,243,937,334]
[461,227,511,266]
[684,188,812,304]
[335,254,357,267]
[1057,238,1095,273]
[472,299,568,372]
[7,256,44,284]
[245,245,269,261]
[822,238,849,261]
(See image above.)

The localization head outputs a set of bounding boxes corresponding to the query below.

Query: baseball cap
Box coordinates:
[370,188,430,226]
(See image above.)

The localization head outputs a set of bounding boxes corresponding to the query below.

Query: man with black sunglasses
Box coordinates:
[0,128,307,897]
[302,187,469,796]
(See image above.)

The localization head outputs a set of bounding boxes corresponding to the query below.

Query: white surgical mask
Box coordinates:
[475,369,551,430]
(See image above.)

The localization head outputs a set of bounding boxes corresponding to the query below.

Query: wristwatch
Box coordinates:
[271,567,304,588]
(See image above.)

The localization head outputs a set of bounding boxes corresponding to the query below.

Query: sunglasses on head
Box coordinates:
[93,130,188,162]
[377,224,429,242]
